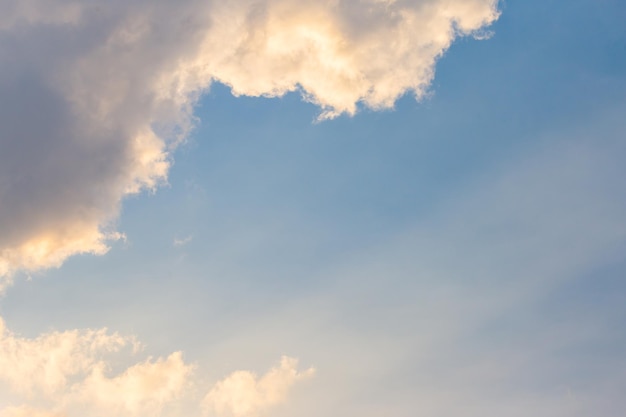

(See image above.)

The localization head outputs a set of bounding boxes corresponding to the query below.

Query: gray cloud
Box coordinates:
[0,0,500,288]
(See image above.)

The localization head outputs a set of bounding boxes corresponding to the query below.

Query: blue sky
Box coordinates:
[1,1,626,416]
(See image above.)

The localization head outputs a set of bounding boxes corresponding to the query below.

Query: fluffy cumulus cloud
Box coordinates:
[0,317,311,417]
[203,356,315,417]
[0,317,131,396]
[69,352,193,416]
[0,0,500,288]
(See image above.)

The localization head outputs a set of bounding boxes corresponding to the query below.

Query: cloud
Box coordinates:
[203,356,315,417]
[70,352,193,416]
[0,317,131,396]
[0,317,312,417]
[199,0,501,119]
[0,407,64,417]
[0,0,500,289]
[174,235,194,247]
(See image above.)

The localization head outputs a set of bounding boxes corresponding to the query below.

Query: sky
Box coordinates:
[0,0,625,416]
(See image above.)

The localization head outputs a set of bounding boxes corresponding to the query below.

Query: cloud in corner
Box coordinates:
[0,317,312,417]
[0,0,500,288]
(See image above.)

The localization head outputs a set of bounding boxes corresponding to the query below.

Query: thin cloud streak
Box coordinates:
[194,111,626,417]
[174,236,194,248]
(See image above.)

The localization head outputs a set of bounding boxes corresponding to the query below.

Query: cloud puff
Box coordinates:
[0,317,311,417]
[0,317,131,396]
[203,356,315,417]
[69,352,193,417]
[0,0,500,289]
[174,235,194,247]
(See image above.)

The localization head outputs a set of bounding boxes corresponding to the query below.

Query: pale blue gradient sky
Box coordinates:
[1,0,626,416]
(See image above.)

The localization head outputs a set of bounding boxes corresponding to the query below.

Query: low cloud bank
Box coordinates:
[0,317,312,417]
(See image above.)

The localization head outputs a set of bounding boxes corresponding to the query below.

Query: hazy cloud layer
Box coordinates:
[200,112,626,417]
[0,407,63,417]
[0,0,500,288]
[0,317,312,417]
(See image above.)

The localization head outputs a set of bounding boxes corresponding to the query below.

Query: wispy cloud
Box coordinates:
[174,235,194,248]
[0,0,500,289]
[192,111,626,417]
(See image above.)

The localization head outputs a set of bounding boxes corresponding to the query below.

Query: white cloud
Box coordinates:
[0,0,500,289]
[0,317,131,396]
[203,356,315,417]
[69,352,193,417]
[197,0,500,119]
[0,317,312,417]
